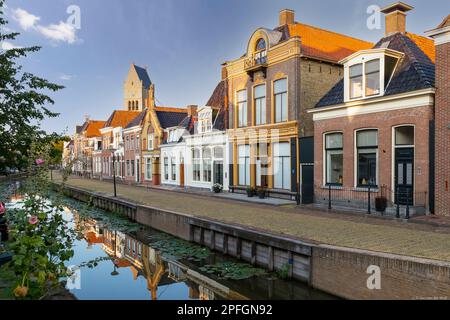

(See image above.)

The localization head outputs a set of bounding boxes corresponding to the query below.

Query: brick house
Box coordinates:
[99,110,140,181]
[140,82,188,186]
[309,3,436,214]
[72,119,105,177]
[224,9,372,200]
[123,110,147,184]
[426,15,450,216]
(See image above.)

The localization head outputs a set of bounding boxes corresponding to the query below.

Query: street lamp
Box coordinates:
[111,230,119,276]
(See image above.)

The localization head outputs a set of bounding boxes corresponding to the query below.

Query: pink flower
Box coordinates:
[35,158,45,165]
[28,215,39,225]
[0,202,5,215]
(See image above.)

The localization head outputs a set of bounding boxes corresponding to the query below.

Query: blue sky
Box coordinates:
[2,0,448,135]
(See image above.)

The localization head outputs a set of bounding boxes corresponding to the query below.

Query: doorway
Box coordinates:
[395,148,414,206]
[301,164,314,204]
[213,161,223,186]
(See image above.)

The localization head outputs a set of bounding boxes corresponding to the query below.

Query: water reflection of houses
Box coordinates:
[74,215,250,300]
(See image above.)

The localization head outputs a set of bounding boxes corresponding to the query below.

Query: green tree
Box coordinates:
[49,136,70,166]
[0,0,64,174]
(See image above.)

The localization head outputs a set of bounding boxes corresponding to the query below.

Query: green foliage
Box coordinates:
[200,262,267,280]
[148,233,210,262]
[5,143,76,299]
[0,0,64,173]
[276,263,291,280]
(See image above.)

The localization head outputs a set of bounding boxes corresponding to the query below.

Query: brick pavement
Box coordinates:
[55,174,450,262]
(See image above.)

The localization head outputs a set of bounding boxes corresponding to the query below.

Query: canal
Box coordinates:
[2,181,336,300]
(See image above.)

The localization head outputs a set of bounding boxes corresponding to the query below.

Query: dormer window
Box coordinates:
[344,49,403,103]
[349,59,380,99]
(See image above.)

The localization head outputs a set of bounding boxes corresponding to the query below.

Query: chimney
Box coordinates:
[381,2,414,36]
[186,105,198,117]
[279,9,295,26]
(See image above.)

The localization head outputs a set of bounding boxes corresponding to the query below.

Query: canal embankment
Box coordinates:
[56,182,450,299]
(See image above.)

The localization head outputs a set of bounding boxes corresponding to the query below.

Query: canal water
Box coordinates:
[2,182,336,300]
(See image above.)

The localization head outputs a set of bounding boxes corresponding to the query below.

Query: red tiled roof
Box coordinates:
[85,121,106,138]
[104,110,141,128]
[288,23,373,63]
[406,32,435,63]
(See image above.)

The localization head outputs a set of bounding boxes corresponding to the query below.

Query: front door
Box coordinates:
[395,148,414,205]
[301,165,314,204]
[214,161,223,185]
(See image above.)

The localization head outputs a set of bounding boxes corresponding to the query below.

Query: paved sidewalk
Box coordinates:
[54,174,450,262]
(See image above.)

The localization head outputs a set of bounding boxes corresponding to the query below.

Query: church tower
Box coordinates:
[124,63,153,111]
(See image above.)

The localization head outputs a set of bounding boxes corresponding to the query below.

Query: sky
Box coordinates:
[1,0,448,135]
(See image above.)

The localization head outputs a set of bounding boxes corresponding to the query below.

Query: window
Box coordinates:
[273,142,291,190]
[325,133,343,185]
[171,157,176,181]
[163,157,169,180]
[125,136,129,150]
[131,160,135,176]
[365,59,380,96]
[238,145,250,186]
[255,38,267,65]
[395,126,414,146]
[130,135,135,150]
[148,134,154,150]
[203,148,212,182]
[350,64,363,99]
[136,135,140,149]
[274,79,287,123]
[214,147,223,159]
[193,149,201,182]
[237,90,247,128]
[256,38,266,51]
[145,158,152,180]
[126,160,130,176]
[256,143,268,187]
[254,84,266,125]
[356,130,378,187]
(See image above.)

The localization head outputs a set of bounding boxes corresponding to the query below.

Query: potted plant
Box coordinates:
[246,187,255,198]
[212,183,223,194]
[375,196,387,213]
[257,187,267,199]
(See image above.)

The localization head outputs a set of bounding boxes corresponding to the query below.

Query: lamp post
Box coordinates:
[111,230,119,276]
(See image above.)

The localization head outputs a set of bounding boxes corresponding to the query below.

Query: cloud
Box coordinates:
[11,8,40,30]
[37,22,77,44]
[1,41,22,50]
[10,8,79,45]
[59,74,73,81]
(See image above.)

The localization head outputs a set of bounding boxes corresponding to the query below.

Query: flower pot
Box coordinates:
[375,197,387,213]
